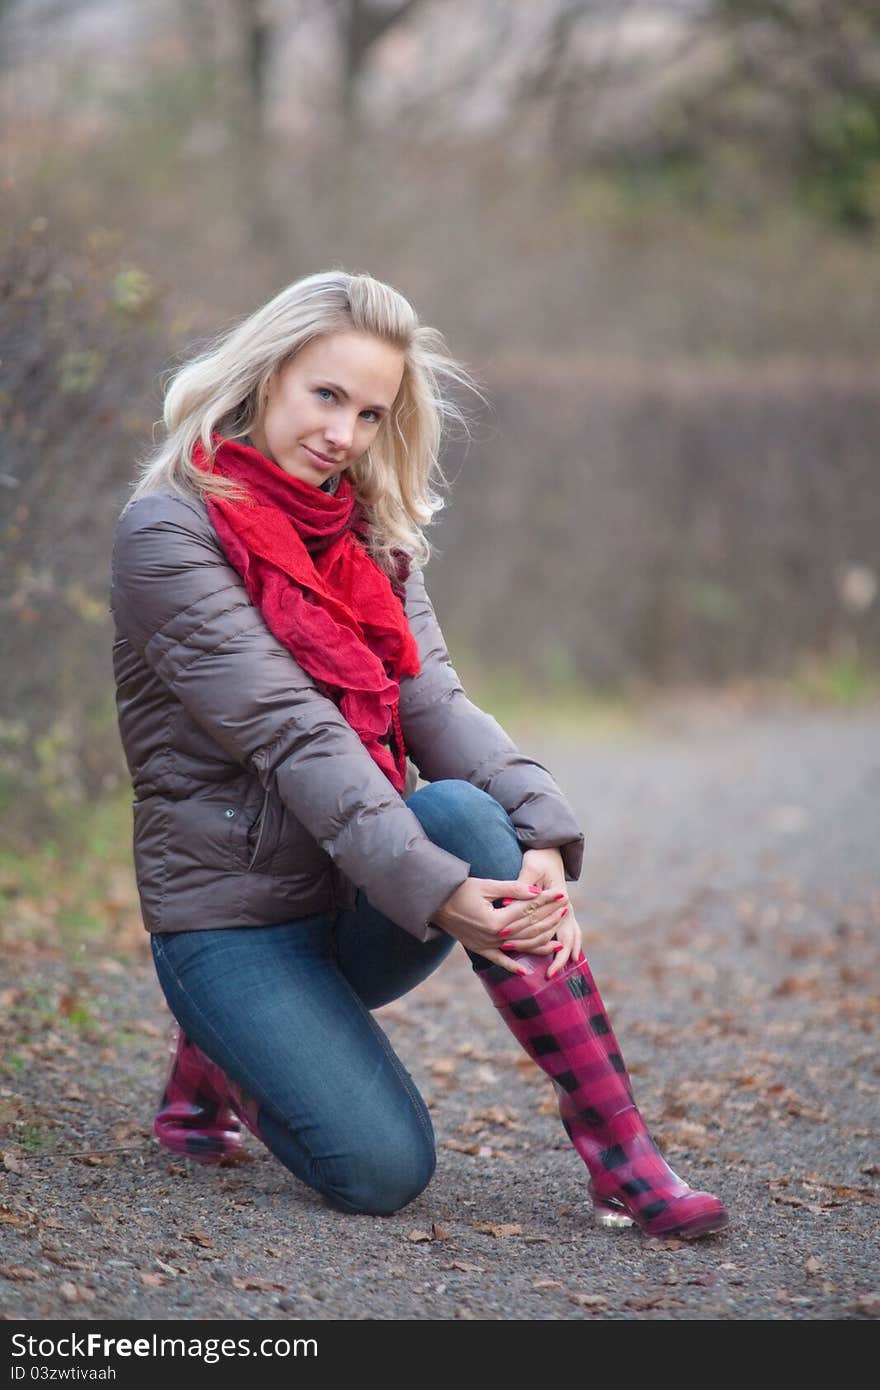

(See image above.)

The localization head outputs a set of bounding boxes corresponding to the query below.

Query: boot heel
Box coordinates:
[153,1030,245,1164]
[590,1195,636,1230]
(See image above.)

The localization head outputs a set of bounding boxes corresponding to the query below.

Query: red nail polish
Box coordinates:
[553,893,566,901]
[499,927,511,938]
[560,907,569,918]
[552,942,564,951]
[529,886,541,895]
[501,898,513,906]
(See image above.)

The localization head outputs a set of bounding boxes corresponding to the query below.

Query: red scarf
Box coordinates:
[191,434,420,792]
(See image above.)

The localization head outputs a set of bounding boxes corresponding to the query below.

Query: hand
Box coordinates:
[433,876,570,975]
[501,847,582,979]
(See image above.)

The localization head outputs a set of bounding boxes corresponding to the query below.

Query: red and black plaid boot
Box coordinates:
[153,1030,261,1164]
[474,951,728,1239]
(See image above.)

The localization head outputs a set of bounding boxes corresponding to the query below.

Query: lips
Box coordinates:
[302,444,342,469]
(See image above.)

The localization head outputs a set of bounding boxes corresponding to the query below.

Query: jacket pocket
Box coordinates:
[244,786,288,874]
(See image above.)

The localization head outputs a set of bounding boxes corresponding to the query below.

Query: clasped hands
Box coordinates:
[433,847,583,979]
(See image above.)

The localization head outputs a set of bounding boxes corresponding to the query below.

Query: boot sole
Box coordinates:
[592,1197,729,1240]
[152,1121,244,1165]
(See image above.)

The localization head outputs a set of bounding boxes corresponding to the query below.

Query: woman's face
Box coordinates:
[250,330,405,486]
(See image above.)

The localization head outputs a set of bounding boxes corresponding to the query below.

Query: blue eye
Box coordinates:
[316,387,334,401]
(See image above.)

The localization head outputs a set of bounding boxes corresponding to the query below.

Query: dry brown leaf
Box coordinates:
[853,1293,880,1317]
[472,1222,522,1238]
[43,1251,86,1271]
[0,1209,28,1226]
[533,1279,563,1290]
[861,1164,880,1176]
[407,1229,433,1243]
[60,1282,82,1303]
[474,1107,515,1129]
[139,1272,165,1287]
[572,1293,609,1309]
[805,1256,824,1276]
[0,1265,38,1282]
[514,1055,542,1081]
[626,1293,686,1310]
[185,1230,213,1248]
[442,1139,491,1157]
[431,1223,450,1241]
[430,1057,457,1077]
[442,1261,485,1274]
[231,1277,286,1292]
[1,1151,25,1174]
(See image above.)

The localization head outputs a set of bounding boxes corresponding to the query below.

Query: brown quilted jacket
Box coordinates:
[109,491,585,940]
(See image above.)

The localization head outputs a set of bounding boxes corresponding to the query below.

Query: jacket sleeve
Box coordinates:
[399,566,585,882]
[110,495,471,940]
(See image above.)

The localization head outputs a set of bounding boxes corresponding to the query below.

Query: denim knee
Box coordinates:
[407,779,521,880]
[318,1134,436,1216]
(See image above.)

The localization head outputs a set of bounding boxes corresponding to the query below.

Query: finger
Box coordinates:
[499,917,565,949]
[480,947,526,976]
[499,902,569,941]
[502,939,557,956]
[546,924,582,979]
[485,879,550,901]
[498,894,568,933]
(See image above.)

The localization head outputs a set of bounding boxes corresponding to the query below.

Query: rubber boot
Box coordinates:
[153,1030,261,1164]
[474,951,728,1239]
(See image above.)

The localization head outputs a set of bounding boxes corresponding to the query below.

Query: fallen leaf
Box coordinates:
[407,1230,433,1243]
[472,1222,522,1238]
[185,1230,213,1248]
[60,1282,82,1303]
[572,1293,608,1309]
[231,1277,286,1292]
[805,1256,824,1276]
[533,1279,563,1289]
[514,1056,542,1081]
[0,1210,28,1227]
[441,1261,484,1274]
[0,1265,38,1282]
[431,1223,449,1241]
[442,1139,488,1156]
[1,1151,25,1174]
[430,1058,457,1078]
[853,1293,880,1317]
[43,1251,86,1271]
[139,1272,164,1287]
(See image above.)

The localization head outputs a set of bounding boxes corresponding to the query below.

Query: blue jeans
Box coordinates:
[150,779,524,1215]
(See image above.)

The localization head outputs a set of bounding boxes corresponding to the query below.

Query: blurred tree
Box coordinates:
[663,0,880,230]
[332,0,426,134]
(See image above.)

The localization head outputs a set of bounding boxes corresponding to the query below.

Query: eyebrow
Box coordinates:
[314,380,392,414]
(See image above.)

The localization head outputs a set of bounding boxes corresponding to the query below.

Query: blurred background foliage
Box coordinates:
[1,0,878,951]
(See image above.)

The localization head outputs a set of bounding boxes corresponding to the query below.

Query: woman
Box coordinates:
[110,269,728,1240]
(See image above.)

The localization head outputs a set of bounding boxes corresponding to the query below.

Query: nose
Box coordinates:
[324,411,357,452]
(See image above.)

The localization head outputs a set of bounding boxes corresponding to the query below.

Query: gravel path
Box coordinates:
[2,698,878,1321]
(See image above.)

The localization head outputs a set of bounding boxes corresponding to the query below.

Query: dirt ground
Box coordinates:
[1,696,878,1321]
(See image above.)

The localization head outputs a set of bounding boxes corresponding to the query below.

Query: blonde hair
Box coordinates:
[126,269,485,571]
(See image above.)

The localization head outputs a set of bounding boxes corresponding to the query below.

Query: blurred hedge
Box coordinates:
[1,221,878,838]
[0,216,188,832]
[436,356,880,691]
